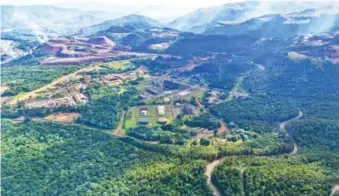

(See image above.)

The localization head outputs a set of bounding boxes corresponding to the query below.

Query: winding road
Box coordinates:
[205,158,225,196]
[279,110,303,155]
[206,111,303,195]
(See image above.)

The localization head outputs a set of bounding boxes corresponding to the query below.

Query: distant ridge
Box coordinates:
[78,14,164,36]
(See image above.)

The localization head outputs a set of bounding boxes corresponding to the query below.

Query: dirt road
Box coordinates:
[8,65,98,105]
[194,95,206,112]
[205,158,225,196]
[279,110,303,155]
[279,111,303,129]
[218,120,227,135]
[113,111,126,136]
[331,184,339,196]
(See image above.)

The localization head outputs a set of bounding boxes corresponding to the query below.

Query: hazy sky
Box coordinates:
[2,0,242,7]
[2,0,332,6]
[2,0,334,22]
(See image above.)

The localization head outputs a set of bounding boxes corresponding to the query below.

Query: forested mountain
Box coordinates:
[204,12,339,38]
[168,1,337,33]
[78,14,164,36]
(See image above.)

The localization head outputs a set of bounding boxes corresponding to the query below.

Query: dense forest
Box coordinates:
[209,96,298,133]
[212,156,333,196]
[1,120,212,196]
[184,113,220,130]
[126,125,189,144]
[77,84,142,129]
[1,65,80,96]
[190,55,254,91]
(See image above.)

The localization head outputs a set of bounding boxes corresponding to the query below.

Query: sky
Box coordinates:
[1,0,245,22]
[1,0,242,7]
[2,0,332,6]
[2,0,335,22]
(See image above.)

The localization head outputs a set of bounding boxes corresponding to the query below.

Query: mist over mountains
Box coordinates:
[1,1,339,43]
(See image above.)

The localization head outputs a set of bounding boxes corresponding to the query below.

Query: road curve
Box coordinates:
[205,158,225,196]
[279,111,303,155]
[331,184,339,196]
[279,111,303,129]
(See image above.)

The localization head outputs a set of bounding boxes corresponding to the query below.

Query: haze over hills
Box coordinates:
[1,5,118,42]
[204,11,339,38]
[78,14,165,36]
[168,1,339,33]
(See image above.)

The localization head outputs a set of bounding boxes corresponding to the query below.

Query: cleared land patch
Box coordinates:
[124,105,177,129]
[100,60,134,71]
[39,112,80,123]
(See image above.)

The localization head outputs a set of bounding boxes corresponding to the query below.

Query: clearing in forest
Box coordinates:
[42,112,80,123]
[100,60,134,71]
[124,105,177,128]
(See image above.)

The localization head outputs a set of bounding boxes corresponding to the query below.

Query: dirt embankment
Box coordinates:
[218,120,227,135]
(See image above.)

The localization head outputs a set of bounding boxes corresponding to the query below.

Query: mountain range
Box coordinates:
[78,14,164,36]
[1,2,339,42]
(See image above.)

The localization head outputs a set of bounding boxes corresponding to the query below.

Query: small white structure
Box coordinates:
[157,105,165,115]
[140,110,148,116]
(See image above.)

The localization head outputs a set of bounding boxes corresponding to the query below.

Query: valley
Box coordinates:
[1,1,339,196]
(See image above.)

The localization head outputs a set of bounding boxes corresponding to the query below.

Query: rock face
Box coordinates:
[49,38,70,44]
[35,36,116,57]
[36,42,65,55]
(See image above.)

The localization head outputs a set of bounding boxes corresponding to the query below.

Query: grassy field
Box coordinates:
[124,105,177,129]
[100,60,134,71]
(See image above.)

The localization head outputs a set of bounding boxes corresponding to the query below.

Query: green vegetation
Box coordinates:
[213,156,333,196]
[100,60,135,72]
[124,105,176,128]
[184,113,219,130]
[1,120,212,195]
[132,56,187,74]
[287,119,339,174]
[190,56,254,91]
[1,65,79,96]
[287,119,339,151]
[77,85,142,129]
[2,27,339,196]
[127,125,189,144]
[210,96,298,133]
